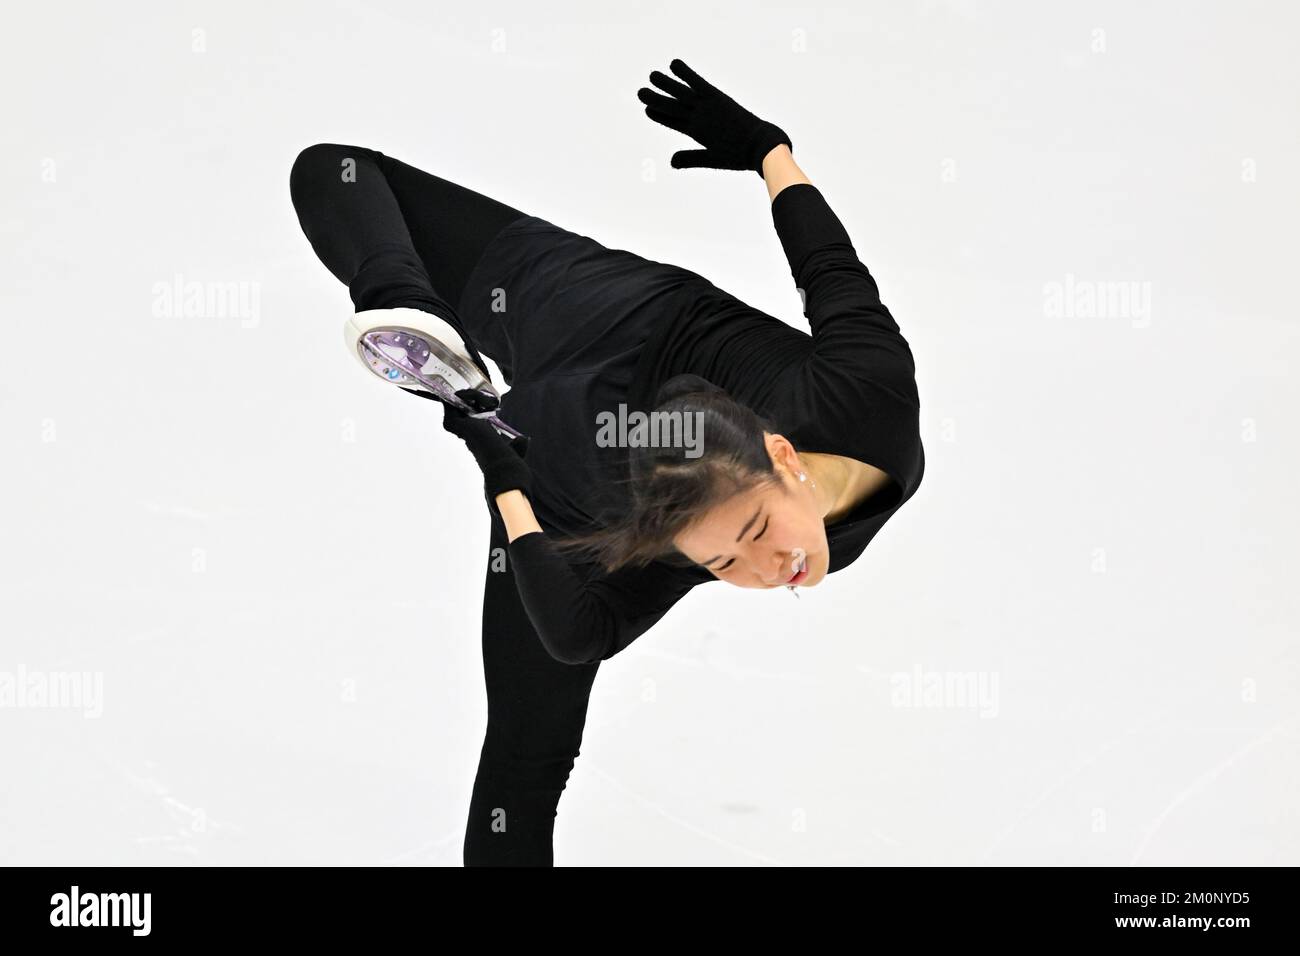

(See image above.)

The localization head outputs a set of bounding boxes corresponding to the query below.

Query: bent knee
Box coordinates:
[289,142,375,196]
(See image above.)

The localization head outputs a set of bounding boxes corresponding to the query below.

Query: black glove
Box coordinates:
[440,390,532,513]
[637,58,792,177]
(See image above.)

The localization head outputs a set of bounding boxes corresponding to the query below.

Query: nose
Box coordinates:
[758,551,791,587]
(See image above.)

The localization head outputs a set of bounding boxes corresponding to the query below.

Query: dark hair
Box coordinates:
[550,373,786,573]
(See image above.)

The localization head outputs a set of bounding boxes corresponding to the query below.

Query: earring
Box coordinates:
[791,475,812,599]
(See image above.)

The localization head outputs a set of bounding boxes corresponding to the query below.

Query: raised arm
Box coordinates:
[762,145,918,406]
[635,58,918,404]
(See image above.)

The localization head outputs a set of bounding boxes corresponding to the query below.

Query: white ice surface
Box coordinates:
[1,0,1296,866]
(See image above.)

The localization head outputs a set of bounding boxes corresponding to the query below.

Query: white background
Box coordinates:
[1,0,1296,865]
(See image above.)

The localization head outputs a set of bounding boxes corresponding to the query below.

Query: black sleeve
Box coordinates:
[506,530,708,665]
[770,183,918,406]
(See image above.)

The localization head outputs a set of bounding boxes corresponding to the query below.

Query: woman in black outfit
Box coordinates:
[288,59,924,866]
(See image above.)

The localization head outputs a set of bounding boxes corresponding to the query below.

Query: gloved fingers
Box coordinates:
[670,149,717,169]
[643,106,694,137]
[452,387,499,414]
[444,415,499,450]
[647,69,693,100]
[441,400,470,434]
[442,395,489,435]
[668,58,715,93]
[637,85,686,114]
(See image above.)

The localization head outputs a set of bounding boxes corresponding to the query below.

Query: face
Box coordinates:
[672,433,829,589]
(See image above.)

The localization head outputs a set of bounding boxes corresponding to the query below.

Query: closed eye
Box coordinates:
[712,514,769,571]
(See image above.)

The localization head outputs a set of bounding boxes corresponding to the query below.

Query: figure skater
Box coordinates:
[288,58,924,866]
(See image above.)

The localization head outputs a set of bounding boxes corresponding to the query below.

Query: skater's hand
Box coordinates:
[637,58,792,176]
[441,390,532,508]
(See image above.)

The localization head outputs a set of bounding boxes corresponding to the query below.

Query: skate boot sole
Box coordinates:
[343,308,525,439]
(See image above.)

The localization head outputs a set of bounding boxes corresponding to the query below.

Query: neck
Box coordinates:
[801,453,855,524]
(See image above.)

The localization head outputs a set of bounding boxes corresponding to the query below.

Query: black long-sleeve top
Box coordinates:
[504,183,924,664]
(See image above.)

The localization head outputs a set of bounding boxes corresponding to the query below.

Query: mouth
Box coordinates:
[786,552,809,585]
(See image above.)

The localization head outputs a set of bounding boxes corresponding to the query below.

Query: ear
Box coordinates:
[764,431,800,475]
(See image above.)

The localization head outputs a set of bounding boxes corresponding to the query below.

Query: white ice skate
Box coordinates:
[343,307,525,440]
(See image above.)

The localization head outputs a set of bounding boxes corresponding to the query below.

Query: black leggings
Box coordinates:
[289,143,600,865]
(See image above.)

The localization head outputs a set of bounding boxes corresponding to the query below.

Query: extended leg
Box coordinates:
[463,512,600,866]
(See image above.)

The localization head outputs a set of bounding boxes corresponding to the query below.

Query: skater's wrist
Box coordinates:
[495,490,542,541]
[763,144,810,202]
